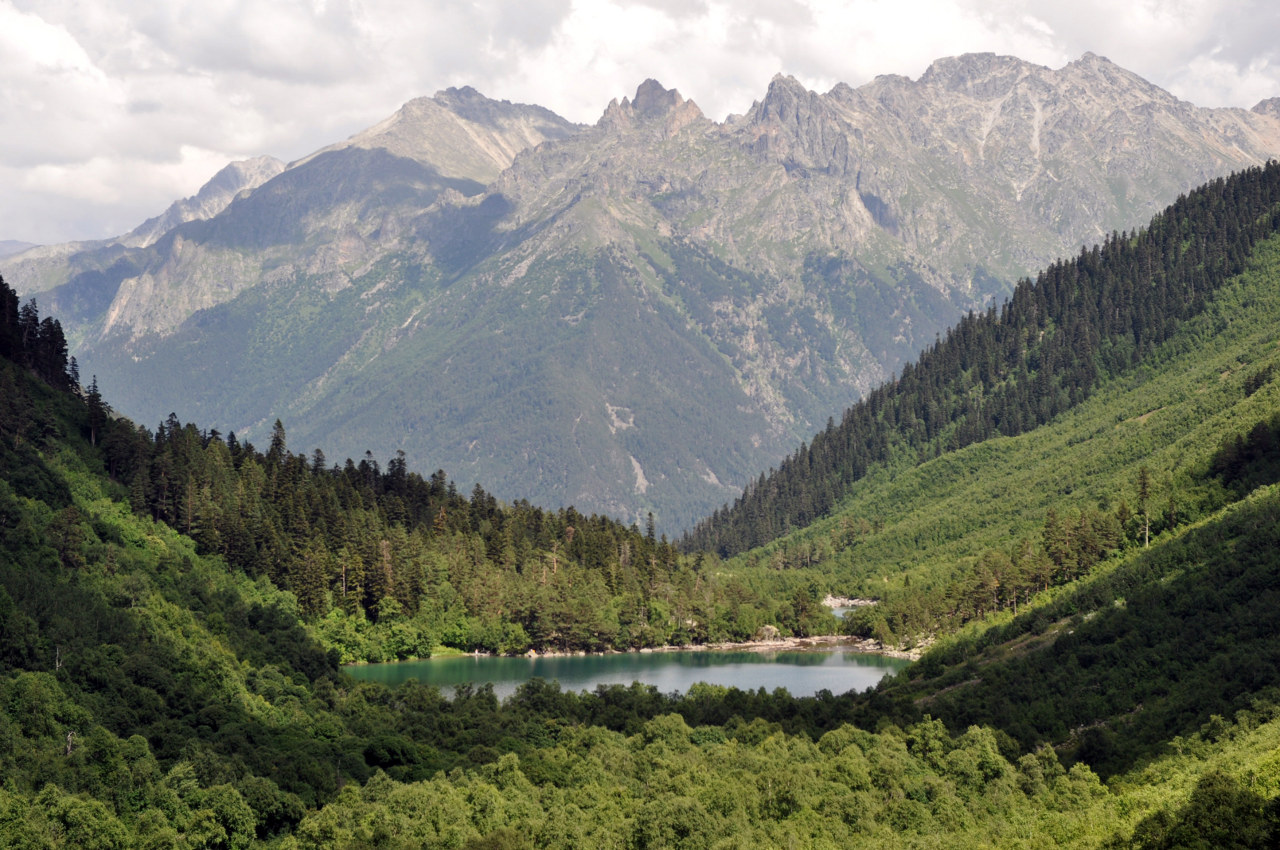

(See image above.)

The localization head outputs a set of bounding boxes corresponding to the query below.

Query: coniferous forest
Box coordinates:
[2,164,1280,846]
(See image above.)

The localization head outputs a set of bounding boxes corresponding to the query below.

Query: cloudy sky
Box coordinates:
[3,0,1278,245]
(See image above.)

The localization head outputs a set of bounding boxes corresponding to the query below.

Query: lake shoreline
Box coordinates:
[528,634,923,662]
[822,594,878,608]
[345,637,915,698]
[345,634,923,668]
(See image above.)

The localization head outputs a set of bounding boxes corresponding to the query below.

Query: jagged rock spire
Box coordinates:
[598,80,704,135]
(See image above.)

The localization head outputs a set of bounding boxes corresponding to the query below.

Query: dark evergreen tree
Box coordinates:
[86,376,108,447]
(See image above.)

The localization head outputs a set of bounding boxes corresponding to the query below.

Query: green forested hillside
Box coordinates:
[4,164,1280,846]
[723,229,1280,652]
[687,162,1280,555]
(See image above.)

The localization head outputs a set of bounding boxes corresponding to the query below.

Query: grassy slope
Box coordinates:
[730,233,1280,606]
[894,483,1280,770]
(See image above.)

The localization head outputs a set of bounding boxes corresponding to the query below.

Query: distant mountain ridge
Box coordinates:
[124,155,287,248]
[6,53,1280,531]
[0,241,37,258]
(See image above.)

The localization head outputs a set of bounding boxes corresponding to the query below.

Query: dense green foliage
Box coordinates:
[887,486,1280,777]
[0,284,76,393]
[721,215,1280,789]
[286,714,1120,849]
[687,162,1280,555]
[0,326,1136,847]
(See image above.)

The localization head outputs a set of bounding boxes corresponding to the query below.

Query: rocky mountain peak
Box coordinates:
[1069,51,1125,72]
[597,80,704,136]
[1061,50,1171,104]
[208,155,287,197]
[751,74,819,122]
[428,85,571,132]
[742,74,851,174]
[632,79,682,117]
[918,52,1038,98]
[827,81,856,100]
[1253,97,1280,121]
[299,86,581,185]
[427,85,489,120]
[435,85,484,103]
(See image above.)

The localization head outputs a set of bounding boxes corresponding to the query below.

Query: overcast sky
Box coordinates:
[3,0,1278,245]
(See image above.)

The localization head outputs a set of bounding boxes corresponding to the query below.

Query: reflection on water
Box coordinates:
[346,648,910,702]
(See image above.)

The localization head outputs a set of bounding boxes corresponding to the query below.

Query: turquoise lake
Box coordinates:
[345,647,910,702]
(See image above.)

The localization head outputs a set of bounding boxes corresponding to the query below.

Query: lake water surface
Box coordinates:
[345,647,910,702]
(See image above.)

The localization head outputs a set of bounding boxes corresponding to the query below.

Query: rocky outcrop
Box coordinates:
[598,79,706,139]
[6,87,584,340]
[1253,97,1280,122]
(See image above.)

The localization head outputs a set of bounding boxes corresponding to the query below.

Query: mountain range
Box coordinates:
[8,52,1280,530]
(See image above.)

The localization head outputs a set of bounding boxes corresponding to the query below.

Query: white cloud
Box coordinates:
[0,0,1278,244]
[20,146,228,205]
[0,4,124,167]
[1170,52,1280,109]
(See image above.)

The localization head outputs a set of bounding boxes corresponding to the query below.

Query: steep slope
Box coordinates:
[889,485,1280,778]
[688,162,1280,554]
[9,87,582,342]
[7,54,1280,531]
[296,85,577,184]
[2,156,285,303]
[781,224,1280,615]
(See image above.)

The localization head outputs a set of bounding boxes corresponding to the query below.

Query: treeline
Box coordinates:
[91,414,841,657]
[686,162,1280,555]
